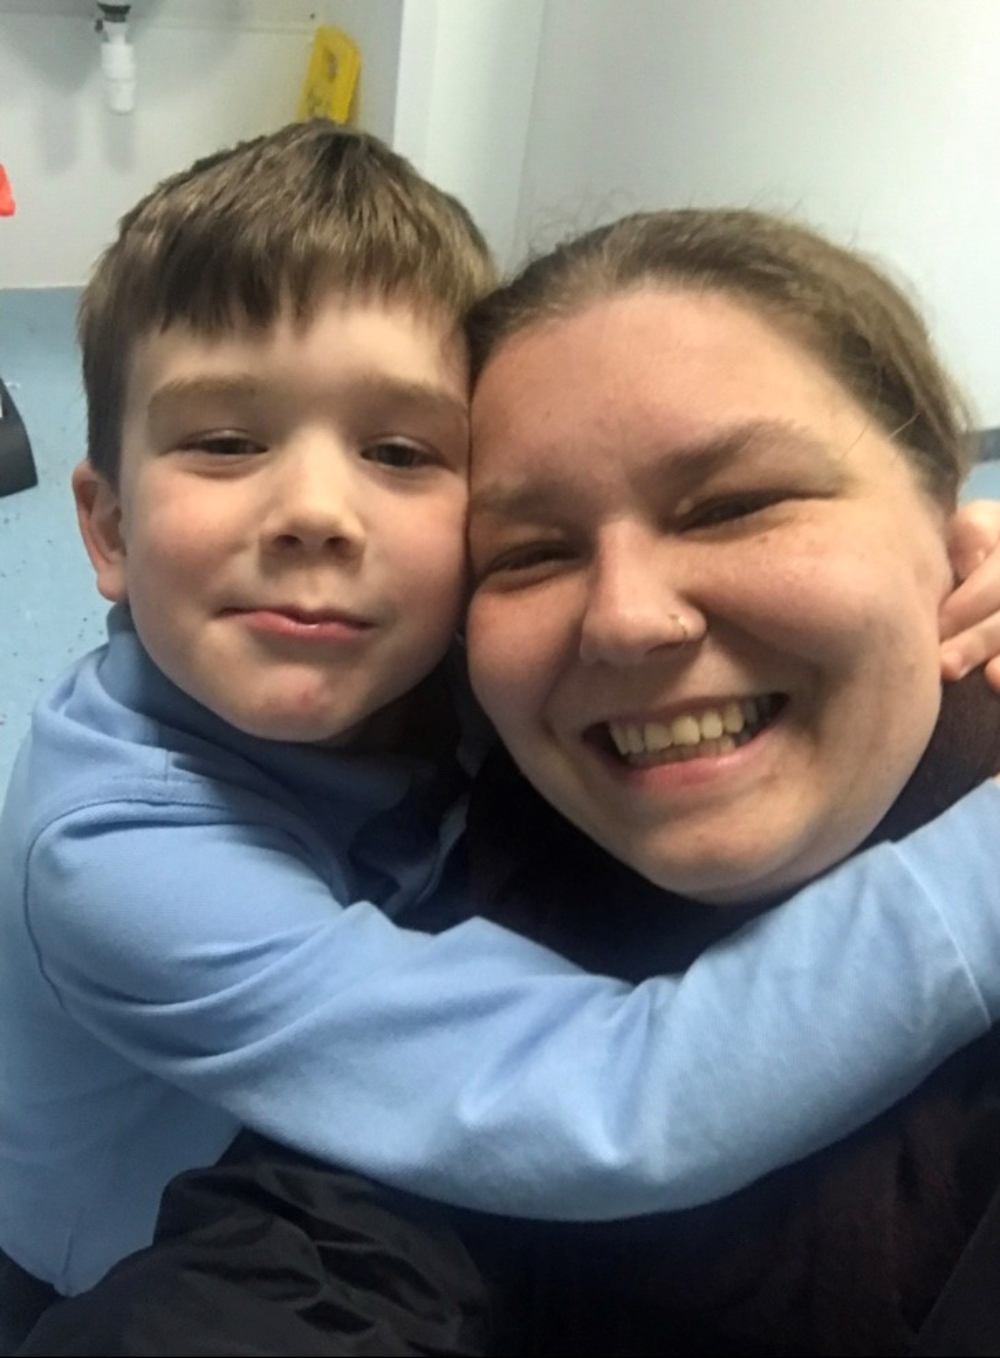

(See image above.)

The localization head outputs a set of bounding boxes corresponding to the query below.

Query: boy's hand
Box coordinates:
[941,500,1000,692]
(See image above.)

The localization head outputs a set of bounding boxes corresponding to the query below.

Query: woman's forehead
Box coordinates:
[469,289,868,478]
[474,289,829,410]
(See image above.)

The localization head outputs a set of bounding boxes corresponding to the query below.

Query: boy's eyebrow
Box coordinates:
[469,419,842,520]
[348,375,469,428]
[147,375,263,419]
[146,375,468,427]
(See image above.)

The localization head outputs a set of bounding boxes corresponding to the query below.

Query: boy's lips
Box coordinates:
[231,604,377,642]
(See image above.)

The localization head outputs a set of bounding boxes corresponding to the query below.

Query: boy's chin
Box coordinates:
[222,703,374,749]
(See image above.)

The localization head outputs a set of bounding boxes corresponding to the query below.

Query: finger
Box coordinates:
[940,613,1000,682]
[949,500,1000,580]
[985,654,1000,697]
[939,565,1000,640]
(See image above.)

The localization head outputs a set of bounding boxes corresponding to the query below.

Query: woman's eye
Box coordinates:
[364,441,434,470]
[182,433,263,458]
[684,492,788,530]
[476,542,574,582]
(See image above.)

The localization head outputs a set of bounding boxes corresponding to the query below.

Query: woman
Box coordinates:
[17,209,1000,1356]
[466,205,983,910]
[457,207,1000,1353]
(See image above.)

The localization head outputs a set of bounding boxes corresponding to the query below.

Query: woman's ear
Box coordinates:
[72,460,129,603]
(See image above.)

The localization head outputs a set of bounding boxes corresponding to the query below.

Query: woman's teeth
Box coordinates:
[607,696,778,766]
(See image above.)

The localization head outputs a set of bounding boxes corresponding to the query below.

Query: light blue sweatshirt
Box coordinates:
[1,606,998,1296]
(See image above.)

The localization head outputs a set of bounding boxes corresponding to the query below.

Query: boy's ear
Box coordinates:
[72,460,129,603]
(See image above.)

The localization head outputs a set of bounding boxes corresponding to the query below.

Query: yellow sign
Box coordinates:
[297,27,361,125]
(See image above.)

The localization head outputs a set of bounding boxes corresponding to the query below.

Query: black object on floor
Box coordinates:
[0,377,38,498]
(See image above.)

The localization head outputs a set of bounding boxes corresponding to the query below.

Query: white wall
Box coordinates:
[0,0,541,288]
[393,0,545,267]
[325,0,403,144]
[0,0,401,288]
[6,0,996,419]
[517,0,1000,425]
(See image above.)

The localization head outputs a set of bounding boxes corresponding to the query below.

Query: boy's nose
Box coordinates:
[578,530,706,666]
[261,441,366,558]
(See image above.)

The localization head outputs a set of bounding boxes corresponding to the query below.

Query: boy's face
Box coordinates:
[75,295,470,746]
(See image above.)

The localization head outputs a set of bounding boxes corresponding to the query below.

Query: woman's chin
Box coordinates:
[619,846,807,907]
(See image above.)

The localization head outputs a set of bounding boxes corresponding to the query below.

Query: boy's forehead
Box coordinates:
[125,292,471,422]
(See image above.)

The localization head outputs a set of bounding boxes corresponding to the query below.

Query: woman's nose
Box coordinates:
[261,441,366,558]
[578,532,706,666]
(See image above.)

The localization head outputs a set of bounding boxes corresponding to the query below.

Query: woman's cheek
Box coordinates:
[466,596,515,715]
[719,543,889,665]
[467,590,553,726]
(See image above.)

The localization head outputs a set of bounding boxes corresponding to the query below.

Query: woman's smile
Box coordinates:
[467,287,953,904]
[595,693,784,765]
[577,689,790,819]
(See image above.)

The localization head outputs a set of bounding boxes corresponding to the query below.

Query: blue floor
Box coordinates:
[0,288,107,788]
[965,457,1000,501]
[2,286,1000,793]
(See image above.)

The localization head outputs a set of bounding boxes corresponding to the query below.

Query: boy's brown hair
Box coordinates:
[80,120,497,484]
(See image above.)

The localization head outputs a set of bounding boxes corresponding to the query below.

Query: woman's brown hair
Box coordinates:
[467,209,974,506]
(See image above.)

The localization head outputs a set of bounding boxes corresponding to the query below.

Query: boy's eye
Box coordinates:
[363,440,435,470]
[181,433,264,458]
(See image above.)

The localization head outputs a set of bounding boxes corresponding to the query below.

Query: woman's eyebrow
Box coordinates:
[468,477,571,521]
[657,420,841,482]
[470,420,842,521]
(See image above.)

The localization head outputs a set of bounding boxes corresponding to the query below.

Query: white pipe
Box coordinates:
[99,9,136,114]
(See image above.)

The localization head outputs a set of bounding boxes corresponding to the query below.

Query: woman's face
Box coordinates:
[466,288,955,904]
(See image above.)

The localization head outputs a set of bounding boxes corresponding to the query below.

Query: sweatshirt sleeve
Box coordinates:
[24,780,1000,1220]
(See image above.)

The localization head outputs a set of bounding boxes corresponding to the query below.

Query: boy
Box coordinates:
[3,121,1000,1324]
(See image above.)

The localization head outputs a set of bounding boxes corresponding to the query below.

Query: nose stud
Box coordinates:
[667,612,691,645]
